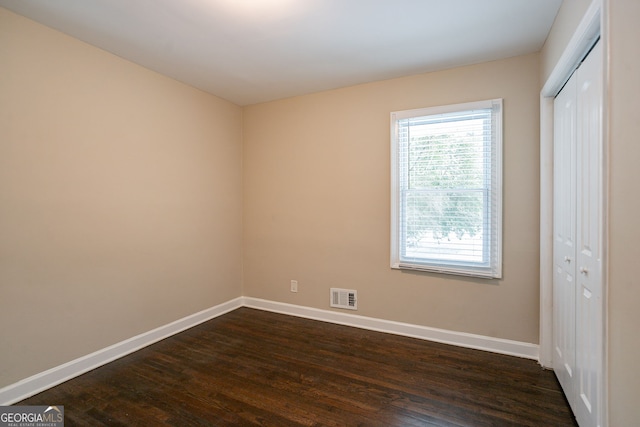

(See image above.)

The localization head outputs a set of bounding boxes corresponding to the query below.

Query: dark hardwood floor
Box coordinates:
[19,308,577,426]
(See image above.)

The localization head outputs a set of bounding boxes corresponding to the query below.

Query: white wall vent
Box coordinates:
[330,288,357,310]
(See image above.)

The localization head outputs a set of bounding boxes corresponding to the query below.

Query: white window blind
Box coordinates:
[390,99,502,278]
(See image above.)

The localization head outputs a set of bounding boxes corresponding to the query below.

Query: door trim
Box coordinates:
[539,0,607,425]
[540,0,601,367]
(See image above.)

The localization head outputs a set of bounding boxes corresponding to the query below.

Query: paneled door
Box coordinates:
[553,67,577,402]
[574,39,603,427]
[553,40,603,427]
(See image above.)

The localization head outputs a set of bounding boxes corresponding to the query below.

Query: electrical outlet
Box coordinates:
[290,280,298,293]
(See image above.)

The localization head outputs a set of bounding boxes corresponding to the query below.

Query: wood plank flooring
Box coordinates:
[19,308,577,426]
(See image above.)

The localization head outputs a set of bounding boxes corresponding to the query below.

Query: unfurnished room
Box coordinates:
[0,0,638,426]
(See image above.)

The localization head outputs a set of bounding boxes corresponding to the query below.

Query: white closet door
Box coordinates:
[553,39,603,427]
[574,39,603,427]
[553,70,577,399]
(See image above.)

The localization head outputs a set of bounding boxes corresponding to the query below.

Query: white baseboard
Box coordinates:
[0,297,243,405]
[1,295,539,405]
[242,297,539,360]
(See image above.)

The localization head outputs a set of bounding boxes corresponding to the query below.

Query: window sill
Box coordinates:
[391,262,501,279]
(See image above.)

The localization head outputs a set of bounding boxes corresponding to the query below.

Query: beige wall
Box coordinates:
[606,1,640,424]
[0,8,243,388]
[244,53,541,343]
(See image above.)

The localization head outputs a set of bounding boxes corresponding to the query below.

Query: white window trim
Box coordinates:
[390,99,503,279]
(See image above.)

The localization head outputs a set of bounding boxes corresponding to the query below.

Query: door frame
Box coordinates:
[539,0,607,424]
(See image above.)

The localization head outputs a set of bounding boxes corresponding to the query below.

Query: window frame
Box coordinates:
[390,99,503,279]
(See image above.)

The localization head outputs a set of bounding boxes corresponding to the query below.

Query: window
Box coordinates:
[390,99,502,278]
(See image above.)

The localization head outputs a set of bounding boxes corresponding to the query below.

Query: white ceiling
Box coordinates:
[0,0,562,106]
